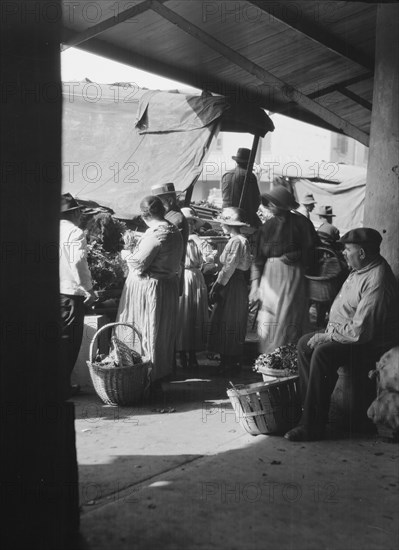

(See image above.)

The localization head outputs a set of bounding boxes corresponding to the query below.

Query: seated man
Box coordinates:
[285,228,399,442]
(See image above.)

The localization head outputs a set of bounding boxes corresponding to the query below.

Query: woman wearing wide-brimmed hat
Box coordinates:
[207,207,252,373]
[250,186,318,354]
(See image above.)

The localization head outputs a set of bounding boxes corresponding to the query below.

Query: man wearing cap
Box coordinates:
[221,147,261,228]
[60,193,97,397]
[285,227,399,442]
[316,205,340,245]
[296,192,317,219]
[151,182,189,294]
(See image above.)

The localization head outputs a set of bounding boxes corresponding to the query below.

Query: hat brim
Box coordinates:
[232,156,250,163]
[215,217,249,227]
[262,192,299,210]
[61,205,82,213]
[186,216,205,227]
[152,190,176,196]
[318,213,336,217]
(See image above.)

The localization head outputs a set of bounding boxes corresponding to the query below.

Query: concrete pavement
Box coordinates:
[72,357,399,550]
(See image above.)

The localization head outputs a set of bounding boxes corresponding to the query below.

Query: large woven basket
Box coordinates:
[87,322,152,406]
[227,376,302,435]
[306,246,343,303]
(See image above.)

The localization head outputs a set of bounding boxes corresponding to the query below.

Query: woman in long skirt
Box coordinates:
[250,186,318,354]
[176,207,209,369]
[115,195,183,386]
[207,207,252,373]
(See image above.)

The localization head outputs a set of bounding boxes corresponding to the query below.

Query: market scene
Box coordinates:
[2,2,399,550]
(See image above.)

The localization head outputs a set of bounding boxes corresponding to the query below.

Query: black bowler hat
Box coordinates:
[232,148,251,163]
[61,193,82,213]
[340,227,382,247]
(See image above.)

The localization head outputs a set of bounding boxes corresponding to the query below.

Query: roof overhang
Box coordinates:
[61,1,384,146]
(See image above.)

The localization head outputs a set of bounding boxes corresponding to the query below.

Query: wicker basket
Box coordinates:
[306,246,342,303]
[227,376,302,435]
[87,322,152,406]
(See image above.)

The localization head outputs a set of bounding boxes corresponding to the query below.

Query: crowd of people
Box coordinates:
[59,149,398,441]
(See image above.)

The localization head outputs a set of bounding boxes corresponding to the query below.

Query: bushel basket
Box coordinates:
[306,246,343,303]
[227,376,301,435]
[87,322,152,406]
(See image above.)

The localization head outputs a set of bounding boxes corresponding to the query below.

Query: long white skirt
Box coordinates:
[257,257,309,354]
[115,273,179,381]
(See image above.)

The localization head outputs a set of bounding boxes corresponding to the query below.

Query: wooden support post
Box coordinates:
[239,134,260,209]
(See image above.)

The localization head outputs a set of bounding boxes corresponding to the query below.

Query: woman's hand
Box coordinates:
[249,282,260,307]
[210,282,224,303]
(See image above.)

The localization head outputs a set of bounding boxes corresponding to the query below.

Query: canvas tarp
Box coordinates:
[292,164,367,235]
[62,82,231,218]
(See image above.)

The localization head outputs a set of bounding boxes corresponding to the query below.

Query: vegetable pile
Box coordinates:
[254,344,298,376]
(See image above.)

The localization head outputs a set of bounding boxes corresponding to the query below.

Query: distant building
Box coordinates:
[192,113,368,204]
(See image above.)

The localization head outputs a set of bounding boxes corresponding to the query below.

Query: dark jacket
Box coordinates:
[221,166,261,227]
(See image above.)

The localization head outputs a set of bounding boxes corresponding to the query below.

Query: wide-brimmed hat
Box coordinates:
[316,205,336,217]
[181,207,205,228]
[215,207,249,226]
[261,186,299,210]
[232,147,251,163]
[301,192,317,205]
[340,227,382,247]
[61,193,82,213]
[151,182,176,196]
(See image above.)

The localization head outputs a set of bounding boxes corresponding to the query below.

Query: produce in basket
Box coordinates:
[253,344,298,376]
[94,337,143,368]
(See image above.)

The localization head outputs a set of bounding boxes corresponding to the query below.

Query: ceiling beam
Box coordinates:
[307,73,373,99]
[336,87,372,111]
[61,0,167,51]
[248,0,374,73]
[150,1,369,145]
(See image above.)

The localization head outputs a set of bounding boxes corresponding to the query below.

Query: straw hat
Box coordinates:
[181,207,205,228]
[301,192,317,205]
[215,207,249,226]
[151,182,176,196]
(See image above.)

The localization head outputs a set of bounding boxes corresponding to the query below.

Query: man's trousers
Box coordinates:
[60,294,85,391]
[297,332,378,429]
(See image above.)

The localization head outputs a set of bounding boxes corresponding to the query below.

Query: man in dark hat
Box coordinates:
[60,193,96,397]
[284,227,399,442]
[316,205,340,246]
[221,147,261,228]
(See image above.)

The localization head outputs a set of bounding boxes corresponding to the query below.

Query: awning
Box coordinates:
[62,82,273,217]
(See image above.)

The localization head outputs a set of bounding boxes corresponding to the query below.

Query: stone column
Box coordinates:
[364,4,399,277]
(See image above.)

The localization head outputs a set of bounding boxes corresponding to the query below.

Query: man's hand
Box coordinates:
[307,332,331,349]
[84,289,98,307]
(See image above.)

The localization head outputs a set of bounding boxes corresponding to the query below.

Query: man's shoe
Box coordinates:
[284,425,325,442]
